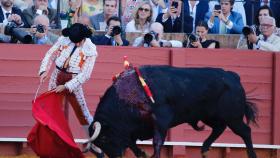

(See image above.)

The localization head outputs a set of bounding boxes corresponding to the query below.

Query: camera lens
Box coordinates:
[242,26,253,36]
[144,33,154,44]
[111,26,121,36]
[36,24,45,33]
[189,34,198,43]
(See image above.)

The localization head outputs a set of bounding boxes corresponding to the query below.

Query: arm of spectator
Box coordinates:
[236,36,249,49]
[207,42,216,49]
[258,40,280,52]
[228,13,244,34]
[169,40,182,47]
[132,37,144,47]
[22,9,32,28]
[157,0,167,9]
[125,21,135,32]
[205,11,214,29]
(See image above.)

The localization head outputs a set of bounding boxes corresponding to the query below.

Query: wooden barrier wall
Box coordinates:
[0,44,279,157]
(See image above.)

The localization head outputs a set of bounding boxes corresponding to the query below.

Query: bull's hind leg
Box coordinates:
[201,123,226,158]
[228,120,257,158]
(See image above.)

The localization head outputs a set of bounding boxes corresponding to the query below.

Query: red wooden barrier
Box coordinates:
[0,44,279,157]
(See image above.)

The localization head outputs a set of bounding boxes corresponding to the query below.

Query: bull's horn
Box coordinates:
[85,121,101,143]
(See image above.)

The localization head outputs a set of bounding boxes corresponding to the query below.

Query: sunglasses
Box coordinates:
[139,7,150,12]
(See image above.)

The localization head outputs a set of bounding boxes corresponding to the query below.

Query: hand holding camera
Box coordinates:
[37,5,49,15]
[189,34,202,48]
[7,14,23,25]
[31,24,46,39]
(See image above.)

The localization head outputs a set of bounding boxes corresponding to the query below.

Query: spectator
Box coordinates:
[81,0,103,17]
[91,16,129,46]
[30,14,59,44]
[242,16,280,52]
[125,2,153,33]
[185,21,219,48]
[14,0,33,11]
[0,0,27,27]
[237,5,280,49]
[132,22,182,47]
[250,5,274,36]
[90,0,117,31]
[121,0,146,26]
[155,0,181,33]
[209,0,247,25]
[156,0,209,33]
[78,14,92,27]
[205,0,244,34]
[149,0,167,21]
[23,0,61,28]
[244,0,280,27]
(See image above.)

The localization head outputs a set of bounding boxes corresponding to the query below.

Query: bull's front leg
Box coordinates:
[152,128,166,158]
[151,114,167,158]
[129,142,148,158]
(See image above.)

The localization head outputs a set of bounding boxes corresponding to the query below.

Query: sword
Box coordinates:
[34,82,42,103]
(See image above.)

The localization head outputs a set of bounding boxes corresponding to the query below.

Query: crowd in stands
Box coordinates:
[0,0,280,52]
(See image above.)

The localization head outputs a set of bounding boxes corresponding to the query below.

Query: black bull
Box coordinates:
[87,66,258,158]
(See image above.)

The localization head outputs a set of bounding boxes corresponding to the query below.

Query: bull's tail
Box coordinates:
[245,99,258,126]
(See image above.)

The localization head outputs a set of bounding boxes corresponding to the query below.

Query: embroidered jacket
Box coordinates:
[39,36,98,92]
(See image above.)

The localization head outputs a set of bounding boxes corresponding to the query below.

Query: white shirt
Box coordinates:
[255,34,280,52]
[125,19,150,33]
[188,1,199,33]
[1,7,12,25]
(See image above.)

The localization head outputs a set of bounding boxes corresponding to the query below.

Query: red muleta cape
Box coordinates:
[27,91,84,158]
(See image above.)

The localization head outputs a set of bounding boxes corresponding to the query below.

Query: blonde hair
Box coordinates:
[134,2,153,30]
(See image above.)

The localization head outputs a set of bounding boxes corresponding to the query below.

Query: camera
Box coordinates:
[242,26,254,36]
[144,31,159,44]
[4,21,32,44]
[188,33,199,43]
[111,26,121,36]
[171,1,178,8]
[214,4,221,14]
[36,24,45,33]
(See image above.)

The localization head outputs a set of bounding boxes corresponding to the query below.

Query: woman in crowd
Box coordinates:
[185,21,219,48]
[125,2,153,33]
[251,5,274,36]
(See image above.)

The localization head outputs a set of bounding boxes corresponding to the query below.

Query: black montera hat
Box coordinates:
[62,23,93,43]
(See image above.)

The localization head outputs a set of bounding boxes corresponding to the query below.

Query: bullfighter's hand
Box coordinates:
[55,85,66,93]
[40,72,47,83]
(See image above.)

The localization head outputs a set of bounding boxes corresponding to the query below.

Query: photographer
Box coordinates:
[185,21,219,48]
[23,0,61,28]
[205,0,244,34]
[156,0,209,33]
[30,15,58,45]
[133,22,182,47]
[238,16,280,52]
[0,0,27,27]
[90,16,129,46]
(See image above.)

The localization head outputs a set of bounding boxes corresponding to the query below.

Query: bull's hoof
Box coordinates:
[201,151,208,158]
[89,148,104,158]
[137,151,149,158]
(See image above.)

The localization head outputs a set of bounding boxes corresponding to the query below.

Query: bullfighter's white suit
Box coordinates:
[39,36,97,126]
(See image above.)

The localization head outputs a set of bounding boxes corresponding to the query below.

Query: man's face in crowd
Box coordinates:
[35,0,48,9]
[220,0,232,15]
[104,0,117,16]
[108,20,120,28]
[260,17,275,37]
[1,0,14,8]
